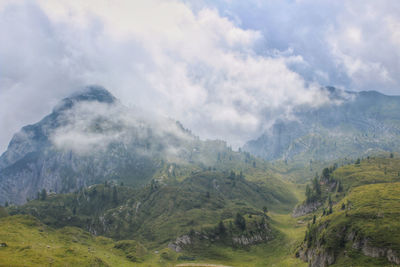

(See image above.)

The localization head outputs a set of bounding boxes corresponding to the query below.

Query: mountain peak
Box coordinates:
[53,85,116,112]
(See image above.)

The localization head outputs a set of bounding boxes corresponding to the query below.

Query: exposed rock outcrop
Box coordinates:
[298,247,335,267]
[297,229,400,266]
[353,237,400,265]
[168,218,273,252]
[292,201,322,217]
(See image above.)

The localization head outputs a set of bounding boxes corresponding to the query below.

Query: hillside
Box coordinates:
[0,215,147,266]
[7,171,297,246]
[296,156,400,266]
[0,213,308,267]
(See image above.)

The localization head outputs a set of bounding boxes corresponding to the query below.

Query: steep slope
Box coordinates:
[296,156,400,266]
[244,88,400,162]
[0,86,294,206]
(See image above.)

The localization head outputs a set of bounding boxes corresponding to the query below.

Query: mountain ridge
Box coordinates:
[244,87,400,162]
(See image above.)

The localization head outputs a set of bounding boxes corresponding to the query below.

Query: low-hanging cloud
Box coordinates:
[50,99,194,158]
[0,0,337,152]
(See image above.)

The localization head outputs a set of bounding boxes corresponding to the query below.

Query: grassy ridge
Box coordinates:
[333,156,400,190]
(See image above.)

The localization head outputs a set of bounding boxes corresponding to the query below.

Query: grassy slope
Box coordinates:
[332,155,400,190]
[0,213,308,267]
[0,215,135,267]
[331,183,400,266]
[305,183,400,267]
[299,156,400,266]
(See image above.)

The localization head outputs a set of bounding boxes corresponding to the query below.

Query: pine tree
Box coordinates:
[305,184,312,202]
[322,167,330,181]
[336,181,342,192]
[262,206,268,214]
[112,186,118,204]
[40,189,47,201]
[328,204,333,214]
[235,213,246,231]
[313,175,321,196]
[217,221,226,236]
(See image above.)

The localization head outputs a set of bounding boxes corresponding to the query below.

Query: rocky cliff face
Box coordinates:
[352,236,400,265]
[244,88,400,162]
[298,246,335,267]
[297,225,400,266]
[168,218,273,252]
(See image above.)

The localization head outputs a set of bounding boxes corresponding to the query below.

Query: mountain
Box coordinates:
[0,86,296,208]
[296,155,400,266]
[244,88,400,162]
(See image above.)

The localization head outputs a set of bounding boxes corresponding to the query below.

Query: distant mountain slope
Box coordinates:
[0,86,294,206]
[244,88,400,162]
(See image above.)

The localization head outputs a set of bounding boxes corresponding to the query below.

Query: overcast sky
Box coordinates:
[1,0,400,153]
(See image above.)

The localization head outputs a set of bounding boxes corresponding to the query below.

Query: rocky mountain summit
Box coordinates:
[0,86,238,205]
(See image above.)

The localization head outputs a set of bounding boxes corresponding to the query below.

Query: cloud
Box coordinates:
[198,0,400,95]
[325,1,400,91]
[50,99,194,158]
[0,0,332,152]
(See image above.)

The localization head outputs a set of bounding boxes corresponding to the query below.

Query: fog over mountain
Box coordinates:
[0,86,274,205]
[1,0,399,152]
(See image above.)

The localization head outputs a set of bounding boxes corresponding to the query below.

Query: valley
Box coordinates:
[1,88,400,267]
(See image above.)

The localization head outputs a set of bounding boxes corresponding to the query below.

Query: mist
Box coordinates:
[1,0,399,153]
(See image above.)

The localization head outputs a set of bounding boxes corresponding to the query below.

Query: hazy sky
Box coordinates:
[0,0,400,152]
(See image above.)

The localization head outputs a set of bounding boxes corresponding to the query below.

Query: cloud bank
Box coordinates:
[1,0,399,152]
[197,0,400,95]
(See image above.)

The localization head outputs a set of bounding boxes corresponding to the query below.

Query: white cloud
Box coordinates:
[325,1,399,90]
[198,0,400,95]
[0,0,329,152]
